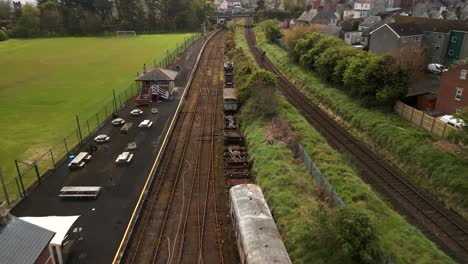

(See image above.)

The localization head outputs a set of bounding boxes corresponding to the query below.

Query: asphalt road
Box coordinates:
[11,38,204,264]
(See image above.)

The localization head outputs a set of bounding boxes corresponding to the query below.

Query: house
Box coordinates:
[368,22,424,57]
[228,0,242,8]
[135,65,178,105]
[218,0,229,10]
[435,64,468,114]
[358,15,382,31]
[353,1,374,18]
[344,31,363,45]
[297,6,339,25]
[0,204,55,264]
[315,24,343,37]
[369,18,468,64]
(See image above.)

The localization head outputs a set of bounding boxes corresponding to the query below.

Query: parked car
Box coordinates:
[427,63,448,74]
[112,118,125,126]
[138,119,153,128]
[130,109,143,116]
[94,134,110,143]
[440,115,465,128]
[115,152,133,164]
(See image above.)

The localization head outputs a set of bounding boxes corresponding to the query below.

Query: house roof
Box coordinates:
[0,216,55,264]
[298,9,318,22]
[407,74,441,96]
[315,24,343,37]
[359,16,382,27]
[135,68,178,82]
[20,215,80,246]
[394,16,468,33]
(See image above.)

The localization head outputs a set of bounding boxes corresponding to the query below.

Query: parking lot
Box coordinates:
[11,39,204,264]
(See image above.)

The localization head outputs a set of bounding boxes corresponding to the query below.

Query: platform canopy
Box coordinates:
[20,215,80,246]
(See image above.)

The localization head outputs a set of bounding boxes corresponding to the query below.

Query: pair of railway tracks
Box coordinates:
[245,26,468,263]
[122,31,225,264]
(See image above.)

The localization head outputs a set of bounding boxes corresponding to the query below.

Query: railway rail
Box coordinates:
[122,31,225,264]
[245,26,468,263]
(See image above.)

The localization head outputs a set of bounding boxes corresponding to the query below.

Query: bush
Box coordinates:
[283,25,317,50]
[257,19,281,42]
[0,29,8,41]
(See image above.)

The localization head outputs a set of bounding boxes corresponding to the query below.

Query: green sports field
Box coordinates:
[0,33,193,186]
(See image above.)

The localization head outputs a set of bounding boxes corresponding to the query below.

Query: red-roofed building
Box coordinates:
[135,65,178,105]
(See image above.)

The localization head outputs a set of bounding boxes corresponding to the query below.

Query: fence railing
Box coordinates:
[297,143,344,207]
[394,101,456,138]
[0,33,201,206]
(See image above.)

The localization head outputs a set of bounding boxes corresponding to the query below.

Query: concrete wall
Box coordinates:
[369,25,400,55]
[424,32,449,64]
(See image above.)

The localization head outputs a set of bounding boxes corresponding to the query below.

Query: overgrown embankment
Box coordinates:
[230,25,453,264]
[253,22,468,220]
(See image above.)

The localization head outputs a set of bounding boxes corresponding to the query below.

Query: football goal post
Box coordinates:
[116,31,137,37]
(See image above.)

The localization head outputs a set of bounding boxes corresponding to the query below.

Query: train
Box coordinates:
[229,184,292,264]
[224,61,234,88]
[223,88,238,113]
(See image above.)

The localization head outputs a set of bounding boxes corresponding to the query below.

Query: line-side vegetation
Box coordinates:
[227,23,453,264]
[254,19,468,220]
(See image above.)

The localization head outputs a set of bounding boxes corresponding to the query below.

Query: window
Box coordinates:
[415,35,422,41]
[460,69,467,80]
[402,37,407,43]
[435,44,440,49]
[425,32,430,37]
[455,87,463,101]
[438,35,442,38]
[452,36,457,43]
[449,49,454,56]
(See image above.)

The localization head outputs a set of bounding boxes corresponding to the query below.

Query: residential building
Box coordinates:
[297,7,339,25]
[435,64,468,114]
[368,22,424,56]
[344,31,363,45]
[354,2,374,18]
[358,15,382,31]
[369,17,468,64]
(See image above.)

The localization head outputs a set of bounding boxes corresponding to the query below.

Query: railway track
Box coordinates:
[122,31,225,264]
[245,26,468,263]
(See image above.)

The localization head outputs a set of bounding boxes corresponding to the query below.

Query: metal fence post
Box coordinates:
[15,178,22,198]
[50,149,55,168]
[104,105,108,118]
[0,167,11,205]
[33,162,41,183]
[86,120,91,136]
[14,160,26,197]
[76,115,83,146]
[113,89,118,113]
[64,138,69,156]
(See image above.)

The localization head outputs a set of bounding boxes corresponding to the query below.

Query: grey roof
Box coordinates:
[315,24,343,37]
[0,216,55,264]
[135,68,178,82]
[359,16,382,27]
[230,184,292,264]
[407,74,441,96]
[298,9,318,22]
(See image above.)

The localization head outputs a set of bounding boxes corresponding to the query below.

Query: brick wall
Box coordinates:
[435,64,468,114]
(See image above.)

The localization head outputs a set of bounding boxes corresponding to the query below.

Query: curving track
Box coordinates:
[245,25,468,263]
[122,31,226,264]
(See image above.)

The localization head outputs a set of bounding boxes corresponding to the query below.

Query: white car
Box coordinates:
[94,134,110,143]
[115,152,133,164]
[138,119,153,128]
[130,109,143,116]
[112,118,125,126]
[427,63,448,74]
[440,115,465,128]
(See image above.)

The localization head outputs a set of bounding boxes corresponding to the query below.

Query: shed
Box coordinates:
[135,66,179,105]
[21,216,81,264]
[0,216,55,264]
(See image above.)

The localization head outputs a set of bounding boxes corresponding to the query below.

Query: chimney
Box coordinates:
[143,64,148,74]
[0,201,11,225]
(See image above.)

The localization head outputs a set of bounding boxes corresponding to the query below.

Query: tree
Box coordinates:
[0,0,12,20]
[0,28,8,40]
[283,0,306,12]
[13,3,40,37]
[192,0,216,26]
[80,10,103,34]
[316,46,357,83]
[257,19,281,42]
[243,69,278,118]
[293,32,321,62]
[282,24,316,50]
[39,0,64,35]
[118,0,146,30]
[256,0,265,10]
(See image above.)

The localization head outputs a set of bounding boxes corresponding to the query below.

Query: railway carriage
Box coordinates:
[224,61,234,88]
[223,88,238,113]
[229,184,292,264]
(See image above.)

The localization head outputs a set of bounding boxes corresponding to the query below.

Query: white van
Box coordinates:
[440,115,465,129]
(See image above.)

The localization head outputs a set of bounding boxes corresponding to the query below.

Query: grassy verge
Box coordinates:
[0,33,193,182]
[234,26,453,264]
[253,28,468,219]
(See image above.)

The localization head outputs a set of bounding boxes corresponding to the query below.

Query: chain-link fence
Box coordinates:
[0,33,201,206]
[297,143,344,207]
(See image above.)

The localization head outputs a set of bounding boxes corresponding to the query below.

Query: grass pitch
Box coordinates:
[0,34,193,184]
